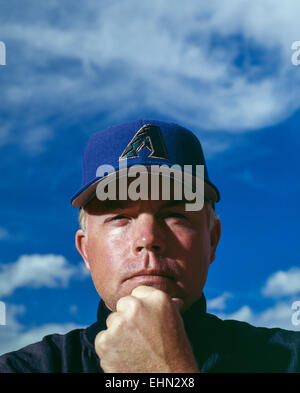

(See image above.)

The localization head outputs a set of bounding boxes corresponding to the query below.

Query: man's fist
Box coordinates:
[94,286,199,373]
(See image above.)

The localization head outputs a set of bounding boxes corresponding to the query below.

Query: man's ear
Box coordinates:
[209,218,221,264]
[75,229,91,271]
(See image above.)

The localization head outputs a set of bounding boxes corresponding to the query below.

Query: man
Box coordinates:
[0,119,299,373]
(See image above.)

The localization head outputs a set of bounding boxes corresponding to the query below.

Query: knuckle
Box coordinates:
[153,288,168,303]
[127,297,143,319]
[106,312,117,328]
[128,297,143,317]
[117,295,144,321]
[95,331,108,352]
[107,312,127,332]
[116,295,132,311]
[129,295,142,308]
[117,295,142,312]
[131,285,148,296]
[131,296,145,312]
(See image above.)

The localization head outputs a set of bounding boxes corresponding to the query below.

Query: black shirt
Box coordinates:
[0,296,299,373]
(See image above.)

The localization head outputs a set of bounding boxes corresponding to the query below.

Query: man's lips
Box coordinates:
[121,269,182,298]
[122,271,175,283]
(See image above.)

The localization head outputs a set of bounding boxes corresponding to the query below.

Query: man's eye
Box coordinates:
[163,212,187,220]
[105,215,130,224]
[111,215,128,221]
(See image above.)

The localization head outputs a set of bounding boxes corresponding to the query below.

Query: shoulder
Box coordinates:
[203,313,300,372]
[0,328,89,373]
[220,316,300,348]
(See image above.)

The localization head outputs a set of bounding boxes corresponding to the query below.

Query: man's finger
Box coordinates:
[131,285,158,298]
[106,312,121,328]
[131,286,184,311]
[116,295,136,313]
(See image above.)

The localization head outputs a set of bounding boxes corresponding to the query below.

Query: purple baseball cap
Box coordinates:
[71,119,220,208]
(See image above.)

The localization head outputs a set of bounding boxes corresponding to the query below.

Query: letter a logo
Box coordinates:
[119,124,169,161]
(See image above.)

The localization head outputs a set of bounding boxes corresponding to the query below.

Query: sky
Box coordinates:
[0,0,300,355]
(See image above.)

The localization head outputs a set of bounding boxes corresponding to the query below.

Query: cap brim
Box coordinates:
[71,166,220,208]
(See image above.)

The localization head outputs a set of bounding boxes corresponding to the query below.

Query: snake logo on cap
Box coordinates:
[119,124,169,161]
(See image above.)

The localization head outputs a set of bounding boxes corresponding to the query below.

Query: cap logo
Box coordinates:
[119,124,169,161]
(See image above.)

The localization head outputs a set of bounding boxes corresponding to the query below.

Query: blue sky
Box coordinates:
[1,0,300,355]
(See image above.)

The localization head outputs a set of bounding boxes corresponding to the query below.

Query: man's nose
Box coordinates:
[131,213,166,255]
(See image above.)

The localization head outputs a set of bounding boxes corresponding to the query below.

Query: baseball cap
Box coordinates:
[71,119,220,208]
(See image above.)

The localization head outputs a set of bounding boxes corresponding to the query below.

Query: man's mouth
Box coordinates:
[123,270,175,283]
[121,268,181,299]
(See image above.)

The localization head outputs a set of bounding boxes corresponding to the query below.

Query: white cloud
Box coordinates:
[0,254,84,298]
[223,305,254,323]
[1,0,300,141]
[215,266,300,331]
[22,126,54,155]
[207,292,233,311]
[262,267,300,298]
[0,303,84,355]
[0,253,89,355]
[217,301,300,331]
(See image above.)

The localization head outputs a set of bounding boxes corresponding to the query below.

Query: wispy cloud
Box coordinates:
[207,292,233,311]
[0,254,85,298]
[0,303,84,355]
[0,253,89,355]
[262,267,300,298]
[218,301,300,331]
[214,266,300,331]
[22,126,54,155]
[233,168,267,190]
[1,0,300,154]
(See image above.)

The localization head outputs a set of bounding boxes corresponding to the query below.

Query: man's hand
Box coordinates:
[94,286,199,373]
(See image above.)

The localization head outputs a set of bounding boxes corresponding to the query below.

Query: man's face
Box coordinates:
[76,194,220,312]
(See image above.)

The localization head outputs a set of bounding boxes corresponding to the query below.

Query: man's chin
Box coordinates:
[119,275,184,303]
[104,277,185,312]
